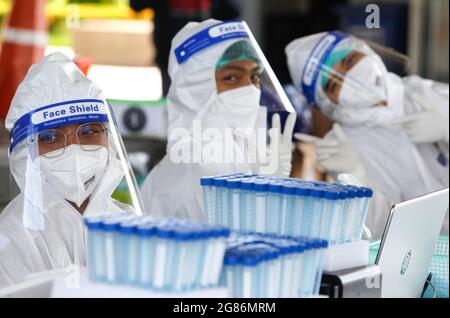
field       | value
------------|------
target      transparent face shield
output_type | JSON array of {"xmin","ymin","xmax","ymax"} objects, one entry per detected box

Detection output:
[
  {"xmin": 175, "ymin": 20, "xmax": 295, "ymax": 125},
  {"xmin": 301, "ymin": 31, "xmax": 410, "ymax": 110},
  {"xmin": 172, "ymin": 20, "xmax": 296, "ymax": 168},
  {"xmin": 8, "ymin": 99, "xmax": 144, "ymax": 226}
]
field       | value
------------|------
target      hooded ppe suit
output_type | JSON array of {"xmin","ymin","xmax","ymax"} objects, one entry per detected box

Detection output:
[
  {"xmin": 286, "ymin": 32, "xmax": 449, "ymax": 240},
  {"xmin": 141, "ymin": 19, "xmax": 296, "ymax": 221},
  {"xmin": 0, "ymin": 53, "xmax": 134, "ymax": 287}
]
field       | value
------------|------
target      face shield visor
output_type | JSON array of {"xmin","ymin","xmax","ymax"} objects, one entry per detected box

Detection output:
[
  {"xmin": 174, "ymin": 20, "xmax": 295, "ymax": 133},
  {"xmin": 8, "ymin": 98, "xmax": 144, "ymax": 227},
  {"xmin": 301, "ymin": 31, "xmax": 410, "ymax": 113}
]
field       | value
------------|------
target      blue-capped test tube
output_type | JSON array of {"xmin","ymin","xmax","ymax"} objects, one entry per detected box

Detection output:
[
  {"xmin": 173, "ymin": 228, "xmax": 193, "ymax": 292},
  {"xmin": 280, "ymin": 183, "xmax": 297, "ymax": 235},
  {"xmin": 355, "ymin": 187, "xmax": 373, "ymax": 240},
  {"xmin": 266, "ymin": 182, "xmax": 283, "ymax": 234},
  {"xmin": 136, "ymin": 223, "xmax": 156, "ymax": 288},
  {"xmin": 209, "ymin": 227, "xmax": 230, "ymax": 287},
  {"xmin": 223, "ymin": 253, "xmax": 240, "ymax": 297},
  {"xmin": 294, "ymin": 185, "xmax": 311, "ymax": 237},
  {"xmin": 254, "ymin": 181, "xmax": 269, "ymax": 233},
  {"xmin": 347, "ymin": 187, "xmax": 366, "ymax": 241},
  {"xmin": 313, "ymin": 239, "xmax": 329, "ymax": 295},
  {"xmin": 295, "ymin": 238, "xmax": 314, "ymax": 297},
  {"xmin": 319, "ymin": 188, "xmax": 339, "ymax": 242},
  {"xmin": 328, "ymin": 188, "xmax": 347, "ymax": 245},
  {"xmin": 226, "ymin": 179, "xmax": 242, "ymax": 230},
  {"xmin": 193, "ymin": 227, "xmax": 211, "ymax": 289},
  {"xmin": 188, "ymin": 231, "xmax": 204, "ymax": 290},
  {"xmin": 241, "ymin": 254, "xmax": 259, "ymax": 298},
  {"xmin": 275, "ymin": 243, "xmax": 291, "ymax": 298},
  {"xmin": 152, "ymin": 226, "xmax": 172, "ymax": 291},
  {"xmin": 292, "ymin": 242, "xmax": 306, "ymax": 298},
  {"xmin": 340, "ymin": 186, "xmax": 357, "ymax": 243},
  {"xmin": 240, "ymin": 179, "xmax": 255, "ymax": 232},
  {"xmin": 101, "ymin": 218, "xmax": 122, "ymax": 284},
  {"xmin": 309, "ymin": 187, "xmax": 325, "ymax": 239},
  {"xmin": 84, "ymin": 217, "xmax": 105, "ymax": 282},
  {"xmin": 267, "ymin": 249, "xmax": 281, "ymax": 298},
  {"xmin": 116, "ymin": 219, "xmax": 140, "ymax": 285},
  {"xmin": 200, "ymin": 177, "xmax": 216, "ymax": 224},
  {"xmin": 214, "ymin": 177, "xmax": 228, "ymax": 227}
]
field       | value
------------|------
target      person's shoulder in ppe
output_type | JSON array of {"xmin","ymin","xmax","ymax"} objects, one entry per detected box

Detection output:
[
  {"xmin": 403, "ymin": 75, "xmax": 449, "ymax": 96},
  {"xmin": 402, "ymin": 75, "xmax": 449, "ymax": 120},
  {"xmin": 141, "ymin": 156, "xmax": 201, "ymax": 220}
]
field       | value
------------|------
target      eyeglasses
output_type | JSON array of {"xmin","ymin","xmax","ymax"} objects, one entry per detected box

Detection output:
[{"xmin": 37, "ymin": 122, "xmax": 108, "ymax": 158}]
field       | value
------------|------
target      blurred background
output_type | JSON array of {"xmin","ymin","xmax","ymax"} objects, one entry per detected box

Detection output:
[{"xmin": 0, "ymin": 0, "xmax": 448, "ymax": 210}]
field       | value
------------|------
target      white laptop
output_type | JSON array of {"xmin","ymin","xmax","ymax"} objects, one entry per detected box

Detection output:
[{"xmin": 375, "ymin": 188, "xmax": 449, "ymax": 298}]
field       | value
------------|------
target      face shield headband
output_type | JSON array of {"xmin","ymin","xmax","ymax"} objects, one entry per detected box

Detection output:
[
  {"xmin": 9, "ymin": 99, "xmax": 110, "ymax": 155},
  {"xmin": 300, "ymin": 31, "xmax": 349, "ymax": 106},
  {"xmin": 174, "ymin": 20, "xmax": 250, "ymax": 65}
]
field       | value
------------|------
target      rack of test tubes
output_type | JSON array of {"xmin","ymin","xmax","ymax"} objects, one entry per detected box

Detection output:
[
  {"xmin": 221, "ymin": 232, "xmax": 328, "ymax": 298},
  {"xmin": 201, "ymin": 174, "xmax": 374, "ymax": 245},
  {"xmin": 84, "ymin": 214, "xmax": 230, "ymax": 293}
]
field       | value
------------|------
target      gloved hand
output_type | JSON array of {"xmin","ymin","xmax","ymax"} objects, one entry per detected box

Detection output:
[
  {"xmin": 295, "ymin": 123, "xmax": 367, "ymax": 184},
  {"xmin": 392, "ymin": 93, "xmax": 449, "ymax": 144},
  {"xmin": 260, "ymin": 113, "xmax": 296, "ymax": 178}
]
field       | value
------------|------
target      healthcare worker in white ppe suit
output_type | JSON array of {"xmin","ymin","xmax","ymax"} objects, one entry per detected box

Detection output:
[
  {"xmin": 286, "ymin": 31, "xmax": 449, "ymax": 240},
  {"xmin": 0, "ymin": 53, "xmax": 139, "ymax": 287},
  {"xmin": 141, "ymin": 19, "xmax": 296, "ymax": 221}
]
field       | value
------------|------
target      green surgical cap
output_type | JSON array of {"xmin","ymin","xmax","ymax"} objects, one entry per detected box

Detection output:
[
  {"xmin": 216, "ymin": 40, "xmax": 264, "ymax": 71},
  {"xmin": 320, "ymin": 47, "xmax": 352, "ymax": 89}
]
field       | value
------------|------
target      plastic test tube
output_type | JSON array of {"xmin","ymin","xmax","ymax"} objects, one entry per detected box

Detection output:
[
  {"xmin": 136, "ymin": 223, "xmax": 156, "ymax": 288},
  {"xmin": 116, "ymin": 220, "xmax": 139, "ymax": 285},
  {"xmin": 208, "ymin": 228, "xmax": 230, "ymax": 287},
  {"xmin": 319, "ymin": 189, "xmax": 339, "ymax": 242},
  {"xmin": 266, "ymin": 182, "xmax": 283, "ymax": 234},
  {"xmin": 101, "ymin": 218, "xmax": 121, "ymax": 284},
  {"xmin": 309, "ymin": 188, "xmax": 325, "ymax": 239},
  {"xmin": 200, "ymin": 177, "xmax": 216, "ymax": 224},
  {"xmin": 328, "ymin": 189, "xmax": 347, "ymax": 245},
  {"xmin": 242, "ymin": 255, "xmax": 259, "ymax": 298},
  {"xmin": 292, "ymin": 243, "xmax": 305, "ymax": 298},
  {"xmin": 84, "ymin": 217, "xmax": 105, "ymax": 282},
  {"xmin": 153, "ymin": 227, "xmax": 172, "ymax": 291},
  {"xmin": 349, "ymin": 188, "xmax": 366, "ymax": 241},
  {"xmin": 280, "ymin": 183, "xmax": 297, "ymax": 235},
  {"xmin": 356, "ymin": 188, "xmax": 374, "ymax": 240},
  {"xmin": 341, "ymin": 187, "xmax": 357, "ymax": 243},
  {"xmin": 214, "ymin": 177, "xmax": 228, "ymax": 227},
  {"xmin": 193, "ymin": 228, "xmax": 210, "ymax": 290},
  {"xmin": 296, "ymin": 239, "xmax": 314, "ymax": 297},
  {"xmin": 254, "ymin": 181, "xmax": 269, "ymax": 233},
  {"xmin": 226, "ymin": 179, "xmax": 242, "ymax": 230},
  {"xmin": 173, "ymin": 229, "xmax": 192, "ymax": 292},
  {"xmin": 313, "ymin": 240, "xmax": 329, "ymax": 295},
  {"xmin": 188, "ymin": 231, "xmax": 204, "ymax": 290},
  {"xmin": 294, "ymin": 185, "xmax": 311, "ymax": 237},
  {"xmin": 240, "ymin": 179, "xmax": 255, "ymax": 232},
  {"xmin": 223, "ymin": 254, "xmax": 240, "ymax": 297}
]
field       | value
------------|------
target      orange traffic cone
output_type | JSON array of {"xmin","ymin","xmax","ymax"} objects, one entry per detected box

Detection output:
[{"xmin": 0, "ymin": 0, "xmax": 47, "ymax": 119}]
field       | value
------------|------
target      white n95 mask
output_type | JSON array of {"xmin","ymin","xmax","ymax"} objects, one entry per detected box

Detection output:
[
  {"xmin": 212, "ymin": 85, "xmax": 262, "ymax": 135},
  {"xmin": 338, "ymin": 55, "xmax": 387, "ymax": 109},
  {"xmin": 40, "ymin": 144, "xmax": 109, "ymax": 207}
]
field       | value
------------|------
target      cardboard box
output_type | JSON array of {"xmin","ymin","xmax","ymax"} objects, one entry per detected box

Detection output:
[{"xmin": 72, "ymin": 19, "xmax": 155, "ymax": 67}]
